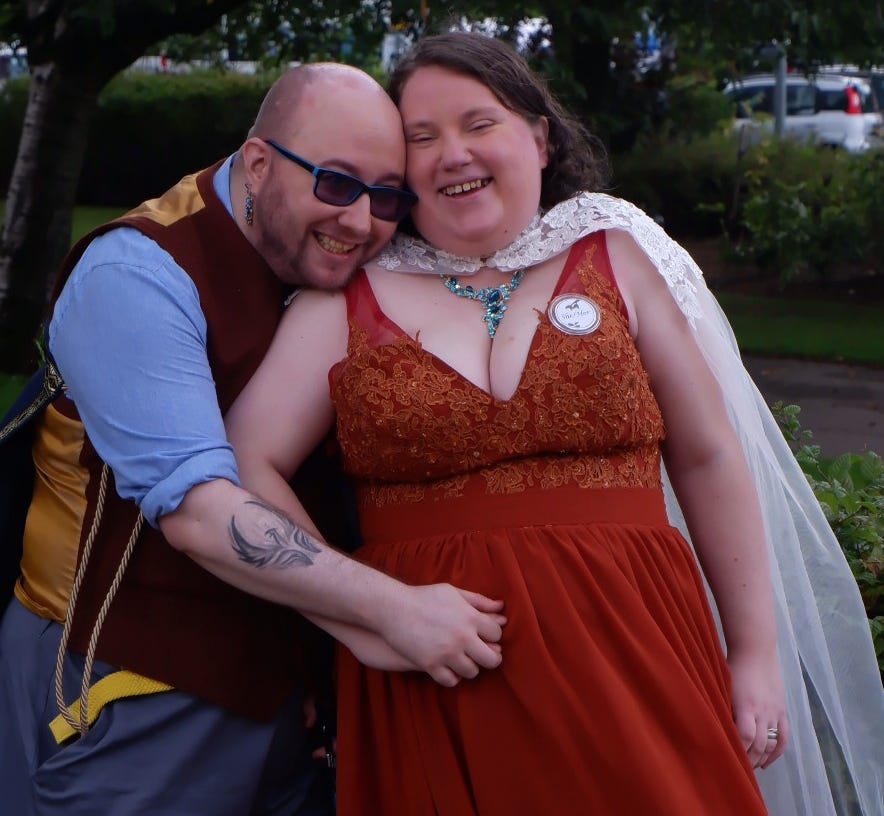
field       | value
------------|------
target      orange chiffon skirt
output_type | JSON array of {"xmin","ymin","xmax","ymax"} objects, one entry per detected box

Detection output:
[{"xmin": 336, "ymin": 483, "xmax": 767, "ymax": 815}]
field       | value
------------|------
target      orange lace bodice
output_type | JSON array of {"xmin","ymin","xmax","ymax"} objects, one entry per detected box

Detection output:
[{"xmin": 329, "ymin": 233, "xmax": 665, "ymax": 506}]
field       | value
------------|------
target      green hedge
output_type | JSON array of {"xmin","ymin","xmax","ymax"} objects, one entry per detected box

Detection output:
[
  {"xmin": 734, "ymin": 143, "xmax": 884, "ymax": 284},
  {"xmin": 0, "ymin": 70, "xmax": 276, "ymax": 206},
  {"xmin": 1, "ymin": 69, "xmax": 882, "ymax": 287},
  {"xmin": 611, "ymin": 131, "xmax": 739, "ymax": 237}
]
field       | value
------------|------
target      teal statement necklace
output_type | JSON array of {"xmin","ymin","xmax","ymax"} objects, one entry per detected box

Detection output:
[{"xmin": 441, "ymin": 267, "xmax": 526, "ymax": 338}]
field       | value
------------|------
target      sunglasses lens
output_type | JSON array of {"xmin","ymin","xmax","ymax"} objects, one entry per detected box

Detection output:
[
  {"xmin": 370, "ymin": 189, "xmax": 416, "ymax": 222},
  {"xmin": 315, "ymin": 171, "xmax": 363, "ymax": 207},
  {"xmin": 315, "ymin": 169, "xmax": 416, "ymax": 222}
]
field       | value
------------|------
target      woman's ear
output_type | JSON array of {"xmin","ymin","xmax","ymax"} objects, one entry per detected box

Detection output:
[{"xmin": 533, "ymin": 116, "xmax": 550, "ymax": 169}]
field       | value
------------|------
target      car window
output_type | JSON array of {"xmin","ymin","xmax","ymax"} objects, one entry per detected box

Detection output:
[
  {"xmin": 787, "ymin": 85, "xmax": 816, "ymax": 115},
  {"xmin": 857, "ymin": 85, "xmax": 877, "ymax": 113},
  {"xmin": 869, "ymin": 75, "xmax": 884, "ymax": 109},
  {"xmin": 816, "ymin": 88, "xmax": 847, "ymax": 111},
  {"xmin": 817, "ymin": 84, "xmax": 876, "ymax": 113},
  {"xmin": 729, "ymin": 85, "xmax": 772, "ymax": 116}
]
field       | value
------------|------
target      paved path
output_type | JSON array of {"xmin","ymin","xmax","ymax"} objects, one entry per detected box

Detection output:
[{"xmin": 743, "ymin": 356, "xmax": 884, "ymax": 458}]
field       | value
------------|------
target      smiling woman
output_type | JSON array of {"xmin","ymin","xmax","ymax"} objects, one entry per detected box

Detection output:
[{"xmin": 222, "ymin": 32, "xmax": 883, "ymax": 816}]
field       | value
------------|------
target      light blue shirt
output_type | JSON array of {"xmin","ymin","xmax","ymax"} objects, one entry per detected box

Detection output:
[{"xmin": 48, "ymin": 158, "xmax": 246, "ymax": 527}]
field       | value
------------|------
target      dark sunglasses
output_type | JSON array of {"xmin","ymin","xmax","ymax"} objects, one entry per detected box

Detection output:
[{"xmin": 263, "ymin": 139, "xmax": 417, "ymax": 223}]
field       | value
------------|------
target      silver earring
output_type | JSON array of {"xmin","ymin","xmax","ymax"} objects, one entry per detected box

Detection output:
[{"xmin": 244, "ymin": 183, "xmax": 254, "ymax": 226}]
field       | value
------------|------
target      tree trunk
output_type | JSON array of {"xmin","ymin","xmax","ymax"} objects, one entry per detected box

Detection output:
[
  {"xmin": 0, "ymin": 0, "xmax": 249, "ymax": 375},
  {"xmin": 0, "ymin": 64, "xmax": 102, "ymax": 373}
]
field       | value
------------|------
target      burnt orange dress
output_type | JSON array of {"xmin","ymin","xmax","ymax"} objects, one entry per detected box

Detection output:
[{"xmin": 330, "ymin": 233, "xmax": 767, "ymax": 815}]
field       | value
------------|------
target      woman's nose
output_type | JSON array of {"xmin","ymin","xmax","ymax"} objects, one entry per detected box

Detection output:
[{"xmin": 438, "ymin": 134, "xmax": 472, "ymax": 170}]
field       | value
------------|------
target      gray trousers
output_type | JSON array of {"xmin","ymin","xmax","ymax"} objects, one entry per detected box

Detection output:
[{"xmin": 0, "ymin": 598, "xmax": 334, "ymax": 816}]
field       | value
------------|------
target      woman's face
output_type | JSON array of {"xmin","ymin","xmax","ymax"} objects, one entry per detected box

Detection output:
[{"xmin": 398, "ymin": 65, "xmax": 549, "ymax": 258}]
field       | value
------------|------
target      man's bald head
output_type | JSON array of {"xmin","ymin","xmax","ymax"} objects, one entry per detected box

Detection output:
[
  {"xmin": 233, "ymin": 62, "xmax": 408, "ymax": 289},
  {"xmin": 250, "ymin": 63, "xmax": 397, "ymax": 142}
]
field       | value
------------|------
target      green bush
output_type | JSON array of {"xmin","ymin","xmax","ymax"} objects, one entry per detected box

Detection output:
[
  {"xmin": 612, "ymin": 130, "xmax": 738, "ymax": 236},
  {"xmin": 0, "ymin": 70, "xmax": 277, "ymax": 205},
  {"xmin": 657, "ymin": 75, "xmax": 735, "ymax": 142},
  {"xmin": 609, "ymin": 74, "xmax": 738, "ymax": 237},
  {"xmin": 775, "ymin": 403, "xmax": 884, "ymax": 675},
  {"xmin": 612, "ymin": 124, "xmax": 884, "ymax": 286},
  {"xmin": 733, "ymin": 142, "xmax": 884, "ymax": 285}
]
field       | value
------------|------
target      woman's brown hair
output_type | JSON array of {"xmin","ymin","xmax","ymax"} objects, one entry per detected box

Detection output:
[{"xmin": 389, "ymin": 31, "xmax": 609, "ymax": 210}]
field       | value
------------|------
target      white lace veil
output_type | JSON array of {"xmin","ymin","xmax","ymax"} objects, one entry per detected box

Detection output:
[{"xmin": 375, "ymin": 192, "xmax": 884, "ymax": 816}]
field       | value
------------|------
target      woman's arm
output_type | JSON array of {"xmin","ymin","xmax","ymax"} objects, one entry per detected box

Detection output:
[
  {"xmin": 216, "ymin": 288, "xmax": 505, "ymax": 682},
  {"xmin": 607, "ymin": 229, "xmax": 787, "ymax": 769}
]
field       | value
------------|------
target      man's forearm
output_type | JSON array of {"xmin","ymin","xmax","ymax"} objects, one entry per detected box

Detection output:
[
  {"xmin": 160, "ymin": 478, "xmax": 400, "ymax": 627},
  {"xmin": 159, "ymin": 477, "xmax": 506, "ymax": 685}
]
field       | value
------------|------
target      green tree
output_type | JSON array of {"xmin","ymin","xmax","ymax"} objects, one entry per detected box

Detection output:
[
  {"xmin": 161, "ymin": 0, "xmax": 396, "ymax": 68},
  {"xmin": 0, "ymin": 0, "xmax": 247, "ymax": 373},
  {"xmin": 2, "ymin": 0, "xmax": 883, "ymax": 373}
]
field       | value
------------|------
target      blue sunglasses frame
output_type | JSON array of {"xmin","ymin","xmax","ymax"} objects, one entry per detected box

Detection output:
[{"xmin": 263, "ymin": 139, "xmax": 417, "ymax": 222}]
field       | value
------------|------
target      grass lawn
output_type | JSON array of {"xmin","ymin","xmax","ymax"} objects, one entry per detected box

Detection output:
[
  {"xmin": 72, "ymin": 206, "xmax": 126, "ymax": 242},
  {"xmin": 0, "ymin": 206, "xmax": 123, "ymax": 414},
  {"xmin": 715, "ymin": 292, "xmax": 884, "ymax": 365},
  {"xmin": 0, "ymin": 203, "xmax": 126, "ymax": 246}
]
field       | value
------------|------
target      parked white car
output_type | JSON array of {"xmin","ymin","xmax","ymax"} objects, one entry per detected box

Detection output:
[{"xmin": 723, "ymin": 73, "xmax": 883, "ymax": 152}]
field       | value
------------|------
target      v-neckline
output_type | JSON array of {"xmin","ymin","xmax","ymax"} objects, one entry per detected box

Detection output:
[{"xmin": 359, "ymin": 241, "xmax": 582, "ymax": 405}]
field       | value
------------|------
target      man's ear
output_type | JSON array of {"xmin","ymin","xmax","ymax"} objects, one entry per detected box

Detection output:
[{"xmin": 240, "ymin": 137, "xmax": 271, "ymax": 188}]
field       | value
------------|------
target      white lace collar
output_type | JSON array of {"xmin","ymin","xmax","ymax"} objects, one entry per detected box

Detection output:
[{"xmin": 372, "ymin": 191, "xmax": 706, "ymax": 325}]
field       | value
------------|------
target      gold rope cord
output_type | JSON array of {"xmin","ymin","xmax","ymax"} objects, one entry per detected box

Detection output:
[{"xmin": 53, "ymin": 463, "xmax": 144, "ymax": 736}]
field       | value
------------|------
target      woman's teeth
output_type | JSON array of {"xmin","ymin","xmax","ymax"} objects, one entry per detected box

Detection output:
[{"xmin": 442, "ymin": 179, "xmax": 489, "ymax": 196}]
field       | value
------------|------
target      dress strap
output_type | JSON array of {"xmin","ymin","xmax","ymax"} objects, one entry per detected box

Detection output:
[
  {"xmin": 552, "ymin": 231, "xmax": 628, "ymax": 321},
  {"xmin": 342, "ymin": 269, "xmax": 403, "ymax": 349}
]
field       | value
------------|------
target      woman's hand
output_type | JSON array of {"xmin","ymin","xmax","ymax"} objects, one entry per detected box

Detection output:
[{"xmin": 728, "ymin": 648, "xmax": 788, "ymax": 769}]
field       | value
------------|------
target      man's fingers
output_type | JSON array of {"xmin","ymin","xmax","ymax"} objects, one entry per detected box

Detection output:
[
  {"xmin": 466, "ymin": 637, "xmax": 503, "ymax": 670},
  {"xmin": 429, "ymin": 666, "xmax": 461, "ymax": 687},
  {"xmin": 457, "ymin": 588, "xmax": 505, "ymax": 614},
  {"xmin": 475, "ymin": 615, "xmax": 503, "ymax": 645},
  {"xmin": 449, "ymin": 653, "xmax": 481, "ymax": 679}
]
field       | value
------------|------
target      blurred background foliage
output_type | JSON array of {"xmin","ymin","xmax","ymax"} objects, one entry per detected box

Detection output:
[{"xmin": 0, "ymin": 0, "xmax": 883, "ymax": 371}]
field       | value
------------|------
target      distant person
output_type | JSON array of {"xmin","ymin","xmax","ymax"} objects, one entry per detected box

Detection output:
[{"xmin": 0, "ymin": 62, "xmax": 505, "ymax": 815}]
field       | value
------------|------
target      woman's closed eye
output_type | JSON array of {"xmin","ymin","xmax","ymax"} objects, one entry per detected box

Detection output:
[
  {"xmin": 467, "ymin": 119, "xmax": 496, "ymax": 133},
  {"xmin": 406, "ymin": 131, "xmax": 436, "ymax": 145}
]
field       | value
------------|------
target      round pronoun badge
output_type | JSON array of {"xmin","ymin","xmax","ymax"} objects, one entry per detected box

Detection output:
[{"xmin": 547, "ymin": 294, "xmax": 601, "ymax": 335}]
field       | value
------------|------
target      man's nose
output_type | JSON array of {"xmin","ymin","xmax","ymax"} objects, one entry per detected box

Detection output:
[{"xmin": 336, "ymin": 190, "xmax": 373, "ymax": 237}]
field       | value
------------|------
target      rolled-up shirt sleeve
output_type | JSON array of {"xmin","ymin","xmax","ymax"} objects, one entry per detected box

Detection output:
[{"xmin": 48, "ymin": 227, "xmax": 240, "ymax": 527}]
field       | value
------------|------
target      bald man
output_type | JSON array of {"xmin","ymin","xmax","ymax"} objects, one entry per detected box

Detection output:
[{"xmin": 0, "ymin": 64, "xmax": 505, "ymax": 815}]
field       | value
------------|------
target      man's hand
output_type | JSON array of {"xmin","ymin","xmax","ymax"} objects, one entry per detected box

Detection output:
[{"xmin": 376, "ymin": 584, "xmax": 506, "ymax": 687}]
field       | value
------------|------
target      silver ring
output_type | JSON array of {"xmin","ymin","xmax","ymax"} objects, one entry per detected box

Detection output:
[{"xmin": 766, "ymin": 727, "xmax": 779, "ymax": 740}]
